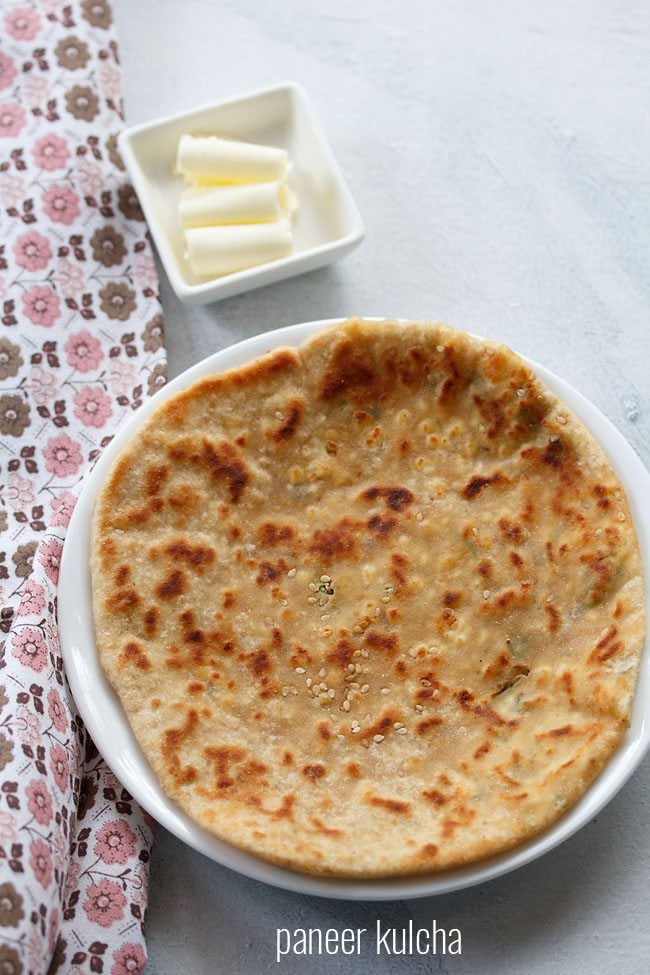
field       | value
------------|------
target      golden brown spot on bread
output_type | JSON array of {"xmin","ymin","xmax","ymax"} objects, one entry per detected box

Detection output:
[
  {"xmin": 391, "ymin": 552, "xmax": 409, "ymax": 588},
  {"xmin": 163, "ymin": 709, "xmax": 200, "ymax": 786},
  {"xmin": 498, "ymin": 517, "xmax": 524, "ymax": 543},
  {"xmin": 202, "ymin": 439, "xmax": 250, "ymax": 503},
  {"xmin": 327, "ymin": 638, "xmax": 354, "ymax": 669},
  {"xmin": 588, "ymin": 625, "xmax": 623, "ymax": 664},
  {"xmin": 107, "ymin": 587, "xmax": 140, "ymax": 611},
  {"xmin": 346, "ymin": 762, "xmax": 361, "ymax": 779},
  {"xmin": 311, "ymin": 816, "xmax": 343, "ymax": 837},
  {"xmin": 187, "ymin": 681, "xmax": 204, "ymax": 693},
  {"xmin": 281, "ymin": 750, "xmax": 294, "ymax": 766},
  {"xmin": 143, "ymin": 606, "xmax": 158, "ymax": 637},
  {"xmin": 420, "ymin": 843, "xmax": 439, "ymax": 858},
  {"xmin": 367, "ymin": 514, "xmax": 397, "ymax": 538},
  {"xmin": 318, "ymin": 721, "xmax": 333, "ymax": 741},
  {"xmin": 367, "ymin": 795, "xmax": 412, "ymax": 815},
  {"xmin": 146, "ymin": 464, "xmax": 169, "ymax": 496},
  {"xmin": 510, "ymin": 551, "xmax": 524, "ymax": 567},
  {"xmin": 474, "ymin": 741, "xmax": 491, "ymax": 759},
  {"xmin": 364, "ymin": 630, "xmax": 399, "ymax": 656},
  {"xmin": 165, "ymin": 539, "xmax": 215, "ymax": 571},
  {"xmin": 478, "ymin": 558, "xmax": 493, "ymax": 578},
  {"xmin": 258, "ymin": 523, "xmax": 295, "ymax": 547},
  {"xmin": 307, "ymin": 518, "xmax": 359, "ymax": 564},
  {"xmin": 536, "ymin": 724, "xmax": 574, "ymax": 738},
  {"xmin": 151, "ymin": 698, "xmax": 160, "ymax": 709},
  {"xmin": 318, "ymin": 337, "xmax": 379, "ymax": 403},
  {"xmin": 360, "ymin": 486, "xmax": 414, "ymax": 512},
  {"xmin": 156, "ymin": 570, "xmax": 186, "ymax": 599},
  {"xmin": 167, "ymin": 484, "xmax": 200, "ymax": 516},
  {"xmin": 422, "ymin": 788, "xmax": 448, "ymax": 806},
  {"xmin": 463, "ymin": 471, "xmax": 507, "ymax": 500},
  {"xmin": 416, "ymin": 717, "xmax": 443, "ymax": 735},
  {"xmin": 303, "ymin": 763, "xmax": 326, "ymax": 781},
  {"xmin": 114, "ymin": 565, "xmax": 130, "ymax": 585},
  {"xmin": 222, "ymin": 590, "xmax": 236, "ymax": 609},
  {"xmin": 473, "ymin": 393, "xmax": 506, "ymax": 438},
  {"xmin": 120, "ymin": 640, "xmax": 151, "ymax": 671},
  {"xmin": 269, "ymin": 399, "xmax": 304, "ymax": 442},
  {"xmin": 443, "ymin": 590, "xmax": 462, "ymax": 608},
  {"xmin": 545, "ymin": 604, "xmax": 562, "ymax": 632},
  {"xmin": 256, "ymin": 559, "xmax": 287, "ymax": 585}
]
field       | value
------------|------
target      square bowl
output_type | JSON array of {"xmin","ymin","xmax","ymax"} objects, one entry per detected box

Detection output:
[{"xmin": 118, "ymin": 83, "xmax": 365, "ymax": 304}]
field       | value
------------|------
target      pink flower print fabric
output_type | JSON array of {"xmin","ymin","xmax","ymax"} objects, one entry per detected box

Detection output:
[{"xmin": 0, "ymin": 1, "xmax": 167, "ymax": 971}]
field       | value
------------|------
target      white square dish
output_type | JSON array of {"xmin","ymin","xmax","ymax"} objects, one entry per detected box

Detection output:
[{"xmin": 118, "ymin": 83, "xmax": 365, "ymax": 304}]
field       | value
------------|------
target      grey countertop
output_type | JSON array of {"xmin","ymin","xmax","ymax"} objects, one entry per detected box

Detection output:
[{"xmin": 112, "ymin": 1, "xmax": 650, "ymax": 972}]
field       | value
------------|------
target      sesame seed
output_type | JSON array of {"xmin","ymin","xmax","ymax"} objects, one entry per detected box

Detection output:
[
  {"xmin": 320, "ymin": 614, "xmax": 330, "ymax": 620},
  {"xmin": 282, "ymin": 686, "xmax": 289, "ymax": 696},
  {"xmin": 290, "ymin": 687, "xmax": 298, "ymax": 695},
  {"xmin": 381, "ymin": 595, "xmax": 391, "ymax": 603},
  {"xmin": 309, "ymin": 582, "xmax": 317, "ymax": 591},
  {"xmin": 361, "ymin": 649, "xmax": 369, "ymax": 658},
  {"xmin": 327, "ymin": 689, "xmax": 336, "ymax": 698},
  {"xmin": 415, "ymin": 704, "xmax": 424, "ymax": 712},
  {"xmin": 351, "ymin": 727, "xmax": 360, "ymax": 734},
  {"xmin": 342, "ymin": 700, "xmax": 351, "ymax": 711},
  {"xmin": 394, "ymin": 722, "xmax": 403, "ymax": 729},
  {"xmin": 483, "ymin": 590, "xmax": 490, "ymax": 599},
  {"xmin": 337, "ymin": 734, "xmax": 346, "ymax": 740},
  {"xmin": 295, "ymin": 667, "xmax": 306, "ymax": 674},
  {"xmin": 373, "ymin": 734, "xmax": 385, "ymax": 743},
  {"xmin": 348, "ymin": 664, "xmax": 355, "ymax": 673},
  {"xmin": 287, "ymin": 568, "xmax": 297, "ymax": 578},
  {"xmin": 618, "ymin": 512, "xmax": 626, "ymax": 522},
  {"xmin": 275, "ymin": 411, "xmax": 283, "ymax": 420},
  {"xmin": 472, "ymin": 527, "xmax": 478, "ymax": 537},
  {"xmin": 374, "ymin": 607, "xmax": 381, "ymax": 617},
  {"xmin": 320, "ymin": 575, "xmax": 331, "ymax": 583},
  {"xmin": 353, "ymin": 649, "xmax": 362, "ymax": 658},
  {"xmin": 319, "ymin": 682, "xmax": 328, "ymax": 691},
  {"xmin": 381, "ymin": 688, "xmax": 390, "ymax": 695},
  {"xmin": 416, "ymin": 512, "xmax": 424, "ymax": 522},
  {"xmin": 397, "ymin": 727, "xmax": 408, "ymax": 735},
  {"xmin": 353, "ymin": 625, "xmax": 363, "ymax": 634},
  {"xmin": 361, "ymin": 739, "xmax": 370, "ymax": 748},
  {"xmin": 307, "ymin": 596, "xmax": 317, "ymax": 604},
  {"xmin": 355, "ymin": 663, "xmax": 363, "ymax": 673},
  {"xmin": 318, "ymin": 668, "xmax": 326, "ymax": 678},
  {"xmin": 306, "ymin": 678, "xmax": 312, "ymax": 687},
  {"xmin": 321, "ymin": 627, "xmax": 332, "ymax": 637},
  {"xmin": 350, "ymin": 682, "xmax": 360, "ymax": 690}
]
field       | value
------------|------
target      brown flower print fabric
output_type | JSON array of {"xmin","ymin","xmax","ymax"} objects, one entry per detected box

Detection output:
[{"xmin": 0, "ymin": 1, "xmax": 167, "ymax": 972}]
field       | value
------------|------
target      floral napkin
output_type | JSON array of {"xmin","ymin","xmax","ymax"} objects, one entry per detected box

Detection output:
[{"xmin": 0, "ymin": 2, "xmax": 166, "ymax": 972}]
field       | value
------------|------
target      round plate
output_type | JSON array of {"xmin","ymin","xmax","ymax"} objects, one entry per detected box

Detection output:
[{"xmin": 59, "ymin": 319, "xmax": 650, "ymax": 900}]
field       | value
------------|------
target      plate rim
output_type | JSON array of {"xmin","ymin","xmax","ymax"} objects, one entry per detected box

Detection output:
[{"xmin": 59, "ymin": 317, "xmax": 650, "ymax": 901}]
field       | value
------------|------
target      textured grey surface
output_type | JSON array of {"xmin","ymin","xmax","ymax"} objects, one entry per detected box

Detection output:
[{"xmin": 112, "ymin": 1, "xmax": 650, "ymax": 972}]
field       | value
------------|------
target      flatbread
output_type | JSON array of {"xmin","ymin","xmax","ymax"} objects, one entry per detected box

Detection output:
[{"xmin": 90, "ymin": 318, "xmax": 645, "ymax": 877}]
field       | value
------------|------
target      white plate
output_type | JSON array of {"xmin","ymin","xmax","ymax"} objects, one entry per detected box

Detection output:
[
  {"xmin": 118, "ymin": 84, "xmax": 365, "ymax": 305},
  {"xmin": 59, "ymin": 319, "xmax": 650, "ymax": 901}
]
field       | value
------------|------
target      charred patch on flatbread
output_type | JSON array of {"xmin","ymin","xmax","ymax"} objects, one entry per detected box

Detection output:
[
  {"xmin": 257, "ymin": 523, "xmax": 296, "ymax": 547},
  {"xmin": 268, "ymin": 398, "xmax": 304, "ymax": 442},
  {"xmin": 367, "ymin": 514, "xmax": 397, "ymax": 538},
  {"xmin": 143, "ymin": 606, "xmax": 158, "ymax": 637},
  {"xmin": 307, "ymin": 518, "xmax": 360, "ymax": 564},
  {"xmin": 119, "ymin": 640, "xmax": 151, "ymax": 671},
  {"xmin": 145, "ymin": 464, "xmax": 169, "ymax": 496},
  {"xmin": 303, "ymin": 763, "xmax": 326, "ymax": 781},
  {"xmin": 588, "ymin": 625, "xmax": 623, "ymax": 665},
  {"xmin": 498, "ymin": 518, "xmax": 524, "ymax": 544},
  {"xmin": 311, "ymin": 816, "xmax": 343, "ymax": 837},
  {"xmin": 255, "ymin": 559, "xmax": 287, "ymax": 585},
  {"xmin": 202, "ymin": 439, "xmax": 250, "ymax": 503},
  {"xmin": 162, "ymin": 709, "xmax": 200, "ymax": 786},
  {"xmin": 106, "ymin": 587, "xmax": 140, "ymax": 612},
  {"xmin": 164, "ymin": 539, "xmax": 216, "ymax": 572},
  {"xmin": 360, "ymin": 486, "xmax": 414, "ymax": 512},
  {"xmin": 545, "ymin": 604, "xmax": 562, "ymax": 632},
  {"xmin": 156, "ymin": 569, "xmax": 187, "ymax": 599},
  {"xmin": 364, "ymin": 630, "xmax": 399, "ymax": 656},
  {"xmin": 462, "ymin": 471, "xmax": 508, "ymax": 500},
  {"xmin": 327, "ymin": 638, "xmax": 355, "ymax": 669},
  {"xmin": 366, "ymin": 795, "xmax": 412, "ymax": 816},
  {"xmin": 318, "ymin": 338, "xmax": 381, "ymax": 403}
]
